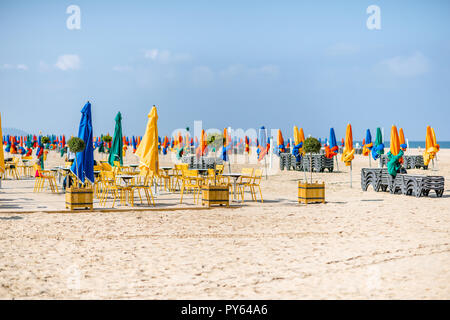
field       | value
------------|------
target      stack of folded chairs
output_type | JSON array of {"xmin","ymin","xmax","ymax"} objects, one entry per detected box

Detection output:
[
  {"xmin": 380, "ymin": 155, "xmax": 428, "ymax": 170},
  {"xmin": 361, "ymin": 167, "xmax": 444, "ymax": 197},
  {"xmin": 301, "ymin": 154, "xmax": 334, "ymax": 172},
  {"xmin": 404, "ymin": 155, "xmax": 427, "ymax": 169},
  {"xmin": 279, "ymin": 153, "xmax": 297, "ymax": 171}
]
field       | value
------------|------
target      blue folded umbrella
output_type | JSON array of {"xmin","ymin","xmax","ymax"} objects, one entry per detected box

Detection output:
[{"xmin": 71, "ymin": 101, "xmax": 94, "ymax": 184}]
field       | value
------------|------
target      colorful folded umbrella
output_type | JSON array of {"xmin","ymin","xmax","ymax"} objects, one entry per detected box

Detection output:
[
  {"xmin": 70, "ymin": 101, "xmax": 95, "ymax": 183},
  {"xmin": 399, "ymin": 128, "xmax": 407, "ymax": 151},
  {"xmin": 386, "ymin": 125, "xmax": 404, "ymax": 177},
  {"xmin": 362, "ymin": 129, "xmax": 373, "ymax": 156},
  {"xmin": 135, "ymin": 106, "xmax": 159, "ymax": 176},
  {"xmin": 371, "ymin": 127, "xmax": 384, "ymax": 160},
  {"xmin": 341, "ymin": 124, "xmax": 354, "ymax": 166},
  {"xmin": 108, "ymin": 112, "xmax": 124, "ymax": 167},
  {"xmin": 277, "ymin": 129, "xmax": 285, "ymax": 154},
  {"xmin": 423, "ymin": 125, "xmax": 438, "ymax": 166}
]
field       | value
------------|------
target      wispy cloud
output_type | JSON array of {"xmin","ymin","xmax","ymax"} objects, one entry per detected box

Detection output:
[
  {"xmin": 219, "ymin": 64, "xmax": 280, "ymax": 78},
  {"xmin": 144, "ymin": 49, "xmax": 190, "ymax": 64},
  {"xmin": 38, "ymin": 61, "xmax": 50, "ymax": 72},
  {"xmin": 326, "ymin": 43, "xmax": 360, "ymax": 56},
  {"xmin": 17, "ymin": 64, "xmax": 28, "ymax": 71},
  {"xmin": 192, "ymin": 66, "xmax": 214, "ymax": 86},
  {"xmin": 1, "ymin": 63, "xmax": 28, "ymax": 71},
  {"xmin": 112, "ymin": 65, "xmax": 132, "ymax": 72},
  {"xmin": 55, "ymin": 54, "xmax": 81, "ymax": 71},
  {"xmin": 378, "ymin": 52, "xmax": 430, "ymax": 77}
]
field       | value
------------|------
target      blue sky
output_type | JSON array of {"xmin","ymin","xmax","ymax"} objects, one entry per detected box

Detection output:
[{"xmin": 1, "ymin": 0, "xmax": 449, "ymax": 140}]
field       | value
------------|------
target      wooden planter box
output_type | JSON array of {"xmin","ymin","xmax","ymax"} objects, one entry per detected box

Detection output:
[
  {"xmin": 298, "ymin": 181, "xmax": 325, "ymax": 204},
  {"xmin": 202, "ymin": 184, "xmax": 230, "ymax": 207},
  {"xmin": 65, "ymin": 187, "xmax": 94, "ymax": 210}
]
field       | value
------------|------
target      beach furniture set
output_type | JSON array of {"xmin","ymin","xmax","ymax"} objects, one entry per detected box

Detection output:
[
  {"xmin": 361, "ymin": 168, "xmax": 444, "ymax": 197},
  {"xmin": 1, "ymin": 156, "xmax": 35, "ymax": 179},
  {"xmin": 180, "ymin": 166, "xmax": 263, "ymax": 205},
  {"xmin": 55, "ymin": 160, "xmax": 263, "ymax": 208}
]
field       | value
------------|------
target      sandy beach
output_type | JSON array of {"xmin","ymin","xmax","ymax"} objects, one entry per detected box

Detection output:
[{"xmin": 0, "ymin": 148, "xmax": 449, "ymax": 299}]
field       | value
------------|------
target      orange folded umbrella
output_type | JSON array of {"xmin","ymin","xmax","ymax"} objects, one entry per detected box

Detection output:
[
  {"xmin": 425, "ymin": 126, "xmax": 435, "ymax": 153},
  {"xmin": 341, "ymin": 124, "xmax": 355, "ymax": 166},
  {"xmin": 293, "ymin": 126, "xmax": 299, "ymax": 145},
  {"xmin": 299, "ymin": 127, "xmax": 305, "ymax": 144},
  {"xmin": 277, "ymin": 129, "xmax": 284, "ymax": 147},
  {"xmin": 423, "ymin": 125, "xmax": 437, "ymax": 166},
  {"xmin": 223, "ymin": 128, "xmax": 228, "ymax": 147},
  {"xmin": 431, "ymin": 127, "xmax": 440, "ymax": 152},
  {"xmin": 390, "ymin": 125, "xmax": 400, "ymax": 156},
  {"xmin": 399, "ymin": 128, "xmax": 406, "ymax": 150}
]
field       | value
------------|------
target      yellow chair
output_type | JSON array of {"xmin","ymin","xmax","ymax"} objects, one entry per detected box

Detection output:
[
  {"xmin": 64, "ymin": 161, "xmax": 73, "ymax": 168},
  {"xmin": 248, "ymin": 169, "xmax": 263, "ymax": 202},
  {"xmin": 180, "ymin": 169, "xmax": 203, "ymax": 204},
  {"xmin": 215, "ymin": 164, "xmax": 229, "ymax": 184},
  {"xmin": 129, "ymin": 173, "xmax": 155, "ymax": 206},
  {"xmin": 158, "ymin": 169, "xmax": 172, "ymax": 191},
  {"xmin": 33, "ymin": 164, "xmax": 59, "ymax": 193},
  {"xmin": 99, "ymin": 171, "xmax": 130, "ymax": 207},
  {"xmin": 100, "ymin": 161, "xmax": 113, "ymax": 171},
  {"xmin": 173, "ymin": 163, "xmax": 189, "ymax": 191},
  {"xmin": 236, "ymin": 168, "xmax": 254, "ymax": 201},
  {"xmin": 216, "ymin": 164, "xmax": 224, "ymax": 174},
  {"xmin": 18, "ymin": 157, "xmax": 33, "ymax": 177},
  {"xmin": 205, "ymin": 169, "xmax": 219, "ymax": 186},
  {"xmin": 5, "ymin": 157, "xmax": 20, "ymax": 179}
]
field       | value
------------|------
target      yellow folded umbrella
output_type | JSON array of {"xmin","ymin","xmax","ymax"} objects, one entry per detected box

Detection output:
[
  {"xmin": 223, "ymin": 128, "xmax": 228, "ymax": 147},
  {"xmin": 135, "ymin": 106, "xmax": 159, "ymax": 176},
  {"xmin": 341, "ymin": 124, "xmax": 355, "ymax": 166},
  {"xmin": 423, "ymin": 125, "xmax": 437, "ymax": 166},
  {"xmin": 200, "ymin": 129, "xmax": 207, "ymax": 156},
  {"xmin": 298, "ymin": 127, "xmax": 305, "ymax": 143},
  {"xmin": 399, "ymin": 128, "xmax": 406, "ymax": 150},
  {"xmin": 390, "ymin": 125, "xmax": 400, "ymax": 156},
  {"xmin": 0, "ymin": 113, "xmax": 4, "ymax": 174},
  {"xmin": 431, "ymin": 127, "xmax": 440, "ymax": 152},
  {"xmin": 277, "ymin": 129, "xmax": 284, "ymax": 147},
  {"xmin": 293, "ymin": 126, "xmax": 299, "ymax": 145}
]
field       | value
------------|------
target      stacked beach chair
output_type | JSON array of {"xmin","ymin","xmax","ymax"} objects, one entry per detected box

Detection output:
[
  {"xmin": 361, "ymin": 168, "xmax": 444, "ymax": 197},
  {"xmin": 279, "ymin": 153, "xmax": 297, "ymax": 171},
  {"xmin": 404, "ymin": 155, "xmax": 427, "ymax": 169},
  {"xmin": 301, "ymin": 154, "xmax": 334, "ymax": 172},
  {"xmin": 182, "ymin": 156, "xmax": 223, "ymax": 169},
  {"xmin": 380, "ymin": 155, "xmax": 427, "ymax": 170},
  {"xmin": 279, "ymin": 153, "xmax": 333, "ymax": 172}
]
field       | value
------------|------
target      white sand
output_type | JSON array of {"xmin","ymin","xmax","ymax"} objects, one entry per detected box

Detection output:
[{"xmin": 0, "ymin": 148, "xmax": 449, "ymax": 299}]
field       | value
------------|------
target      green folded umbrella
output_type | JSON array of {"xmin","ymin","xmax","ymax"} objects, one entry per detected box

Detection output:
[{"xmin": 108, "ymin": 112, "xmax": 123, "ymax": 166}]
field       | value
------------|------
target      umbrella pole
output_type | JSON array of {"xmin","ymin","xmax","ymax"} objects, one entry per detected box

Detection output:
[
  {"xmin": 369, "ymin": 155, "xmax": 371, "ymax": 168},
  {"xmin": 264, "ymin": 157, "xmax": 268, "ymax": 180},
  {"xmin": 350, "ymin": 163, "xmax": 352, "ymax": 188},
  {"xmin": 432, "ymin": 158, "xmax": 437, "ymax": 171},
  {"xmin": 334, "ymin": 155, "xmax": 339, "ymax": 172},
  {"xmin": 303, "ymin": 156, "xmax": 307, "ymax": 183}
]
